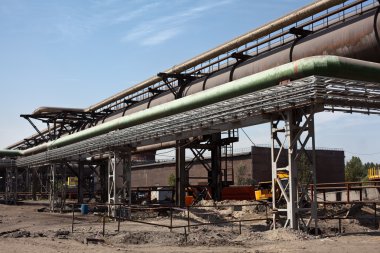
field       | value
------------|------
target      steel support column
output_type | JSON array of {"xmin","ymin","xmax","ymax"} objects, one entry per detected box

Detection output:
[
  {"xmin": 108, "ymin": 154, "xmax": 117, "ymax": 216},
  {"xmin": 123, "ymin": 149, "xmax": 132, "ymax": 218},
  {"xmin": 49, "ymin": 164, "xmax": 57, "ymax": 211},
  {"xmin": 31, "ymin": 167, "xmax": 38, "ymax": 200},
  {"xmin": 271, "ymin": 108, "xmax": 318, "ymax": 231},
  {"xmin": 78, "ymin": 162, "xmax": 84, "ymax": 203},
  {"xmin": 108, "ymin": 149, "xmax": 131, "ymax": 217},
  {"xmin": 100, "ymin": 161, "xmax": 108, "ymax": 203},
  {"xmin": 175, "ymin": 140, "xmax": 186, "ymax": 207},
  {"xmin": 210, "ymin": 133, "xmax": 222, "ymax": 201},
  {"xmin": 5, "ymin": 166, "xmax": 17, "ymax": 204}
]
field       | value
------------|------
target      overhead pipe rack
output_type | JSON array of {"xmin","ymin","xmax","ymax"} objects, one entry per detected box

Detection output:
[
  {"xmin": 8, "ymin": 0, "xmax": 378, "ymax": 150},
  {"xmin": 13, "ymin": 56, "xmax": 380, "ymax": 166}
]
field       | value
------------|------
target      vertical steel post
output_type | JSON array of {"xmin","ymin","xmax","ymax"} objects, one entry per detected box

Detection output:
[
  {"xmin": 125, "ymin": 150, "xmax": 132, "ymax": 219},
  {"xmin": 176, "ymin": 140, "xmax": 186, "ymax": 207},
  {"xmin": 170, "ymin": 207, "xmax": 173, "ymax": 232},
  {"xmin": 32, "ymin": 167, "xmax": 38, "ymax": 201},
  {"xmin": 108, "ymin": 153, "xmax": 116, "ymax": 217},
  {"xmin": 78, "ymin": 161, "xmax": 84, "ymax": 204},
  {"xmin": 187, "ymin": 206, "xmax": 190, "ymax": 232},
  {"xmin": 270, "ymin": 119, "xmax": 280, "ymax": 229},
  {"xmin": 374, "ymin": 202, "xmax": 377, "ymax": 228},
  {"xmin": 117, "ymin": 205, "xmax": 121, "ymax": 232},
  {"xmin": 210, "ymin": 133, "xmax": 222, "ymax": 201},
  {"xmin": 309, "ymin": 112, "xmax": 318, "ymax": 234},
  {"xmin": 287, "ymin": 110, "xmax": 298, "ymax": 229},
  {"xmin": 102, "ymin": 214, "xmax": 106, "ymax": 236},
  {"xmin": 49, "ymin": 164, "xmax": 56, "ymax": 212},
  {"xmin": 100, "ymin": 161, "xmax": 108, "ymax": 203},
  {"xmin": 71, "ymin": 204, "xmax": 75, "ymax": 233}
]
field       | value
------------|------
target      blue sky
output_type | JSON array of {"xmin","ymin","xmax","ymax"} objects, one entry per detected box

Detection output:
[{"xmin": 0, "ymin": 0, "xmax": 379, "ymax": 163}]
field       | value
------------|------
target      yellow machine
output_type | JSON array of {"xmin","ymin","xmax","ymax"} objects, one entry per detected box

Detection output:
[
  {"xmin": 368, "ymin": 167, "xmax": 380, "ymax": 181},
  {"xmin": 254, "ymin": 170, "xmax": 289, "ymax": 201},
  {"xmin": 67, "ymin": 177, "xmax": 78, "ymax": 187},
  {"xmin": 255, "ymin": 181, "xmax": 272, "ymax": 201}
]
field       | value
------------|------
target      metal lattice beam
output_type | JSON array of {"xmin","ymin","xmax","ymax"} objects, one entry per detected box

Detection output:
[{"xmin": 16, "ymin": 76, "xmax": 380, "ymax": 167}]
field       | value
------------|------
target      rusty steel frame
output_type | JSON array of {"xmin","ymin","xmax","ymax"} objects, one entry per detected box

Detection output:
[
  {"xmin": 16, "ymin": 75, "xmax": 380, "ymax": 167},
  {"xmin": 10, "ymin": 1, "xmax": 378, "ymax": 151}
]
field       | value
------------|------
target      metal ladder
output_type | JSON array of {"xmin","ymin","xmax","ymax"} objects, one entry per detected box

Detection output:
[{"xmin": 222, "ymin": 129, "xmax": 239, "ymax": 185}]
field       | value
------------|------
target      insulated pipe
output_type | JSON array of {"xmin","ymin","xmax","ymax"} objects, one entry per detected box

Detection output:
[
  {"xmin": 134, "ymin": 142, "xmax": 176, "ymax": 153},
  {"xmin": 32, "ymin": 107, "xmax": 85, "ymax": 115},
  {"xmin": 0, "ymin": 149, "xmax": 22, "ymax": 157},
  {"xmin": 86, "ymin": 0, "xmax": 346, "ymax": 112},
  {"xmin": 2, "ymin": 56, "xmax": 380, "ymax": 158},
  {"xmin": 6, "ymin": 1, "xmax": 373, "ymax": 149},
  {"xmin": 91, "ymin": 7, "xmax": 380, "ymax": 121}
]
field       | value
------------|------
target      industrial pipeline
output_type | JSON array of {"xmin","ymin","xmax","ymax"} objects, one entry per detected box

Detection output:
[
  {"xmin": 4, "ymin": 0, "xmax": 380, "ymax": 154},
  {"xmin": 2, "ymin": 55, "xmax": 380, "ymax": 158}
]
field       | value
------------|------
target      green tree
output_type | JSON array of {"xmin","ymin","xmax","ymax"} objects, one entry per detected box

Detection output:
[
  {"xmin": 297, "ymin": 153, "xmax": 312, "ymax": 185},
  {"xmin": 168, "ymin": 173, "xmax": 176, "ymax": 187},
  {"xmin": 345, "ymin": 156, "xmax": 366, "ymax": 182},
  {"xmin": 236, "ymin": 163, "xmax": 255, "ymax": 185}
]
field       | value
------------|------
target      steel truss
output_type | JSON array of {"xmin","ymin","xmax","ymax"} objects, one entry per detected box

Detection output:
[
  {"xmin": 19, "ymin": 110, "xmax": 107, "ymax": 149},
  {"xmin": 17, "ymin": 75, "xmax": 380, "ymax": 167},
  {"xmin": 9, "ymin": 1, "xmax": 378, "ymax": 152},
  {"xmin": 175, "ymin": 134, "xmax": 225, "ymax": 206},
  {"xmin": 271, "ymin": 108, "xmax": 317, "ymax": 231},
  {"xmin": 48, "ymin": 164, "xmax": 70, "ymax": 212},
  {"xmin": 5, "ymin": 165, "xmax": 17, "ymax": 204},
  {"xmin": 107, "ymin": 149, "xmax": 131, "ymax": 217}
]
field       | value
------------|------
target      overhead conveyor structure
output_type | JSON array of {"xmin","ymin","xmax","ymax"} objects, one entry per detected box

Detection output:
[{"xmin": 1, "ymin": 0, "xmax": 380, "ymax": 231}]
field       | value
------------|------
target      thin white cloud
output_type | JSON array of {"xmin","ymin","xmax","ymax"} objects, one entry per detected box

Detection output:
[
  {"xmin": 121, "ymin": 0, "xmax": 232, "ymax": 46},
  {"xmin": 1, "ymin": 1, "xmax": 231, "ymax": 45},
  {"xmin": 112, "ymin": 2, "xmax": 159, "ymax": 24},
  {"xmin": 141, "ymin": 28, "xmax": 181, "ymax": 46}
]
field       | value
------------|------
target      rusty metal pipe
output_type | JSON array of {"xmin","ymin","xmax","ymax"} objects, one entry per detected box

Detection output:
[
  {"xmin": 86, "ymin": 0, "xmax": 346, "ymax": 112},
  {"xmin": 4, "ymin": 55, "xmax": 380, "ymax": 158},
  {"xmin": 7, "ymin": 1, "xmax": 377, "ymax": 150},
  {"xmin": 98, "ymin": 9, "xmax": 380, "ymax": 121},
  {"xmin": 32, "ymin": 107, "xmax": 85, "ymax": 115}
]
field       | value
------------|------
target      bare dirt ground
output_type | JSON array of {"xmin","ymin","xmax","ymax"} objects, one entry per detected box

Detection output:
[{"xmin": 0, "ymin": 201, "xmax": 379, "ymax": 253}]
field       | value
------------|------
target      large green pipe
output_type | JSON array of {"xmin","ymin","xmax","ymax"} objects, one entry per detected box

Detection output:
[
  {"xmin": 87, "ymin": 0, "xmax": 346, "ymax": 112},
  {"xmin": 0, "ymin": 149, "xmax": 23, "ymax": 157},
  {"xmin": 1, "ymin": 55, "xmax": 380, "ymax": 158}
]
